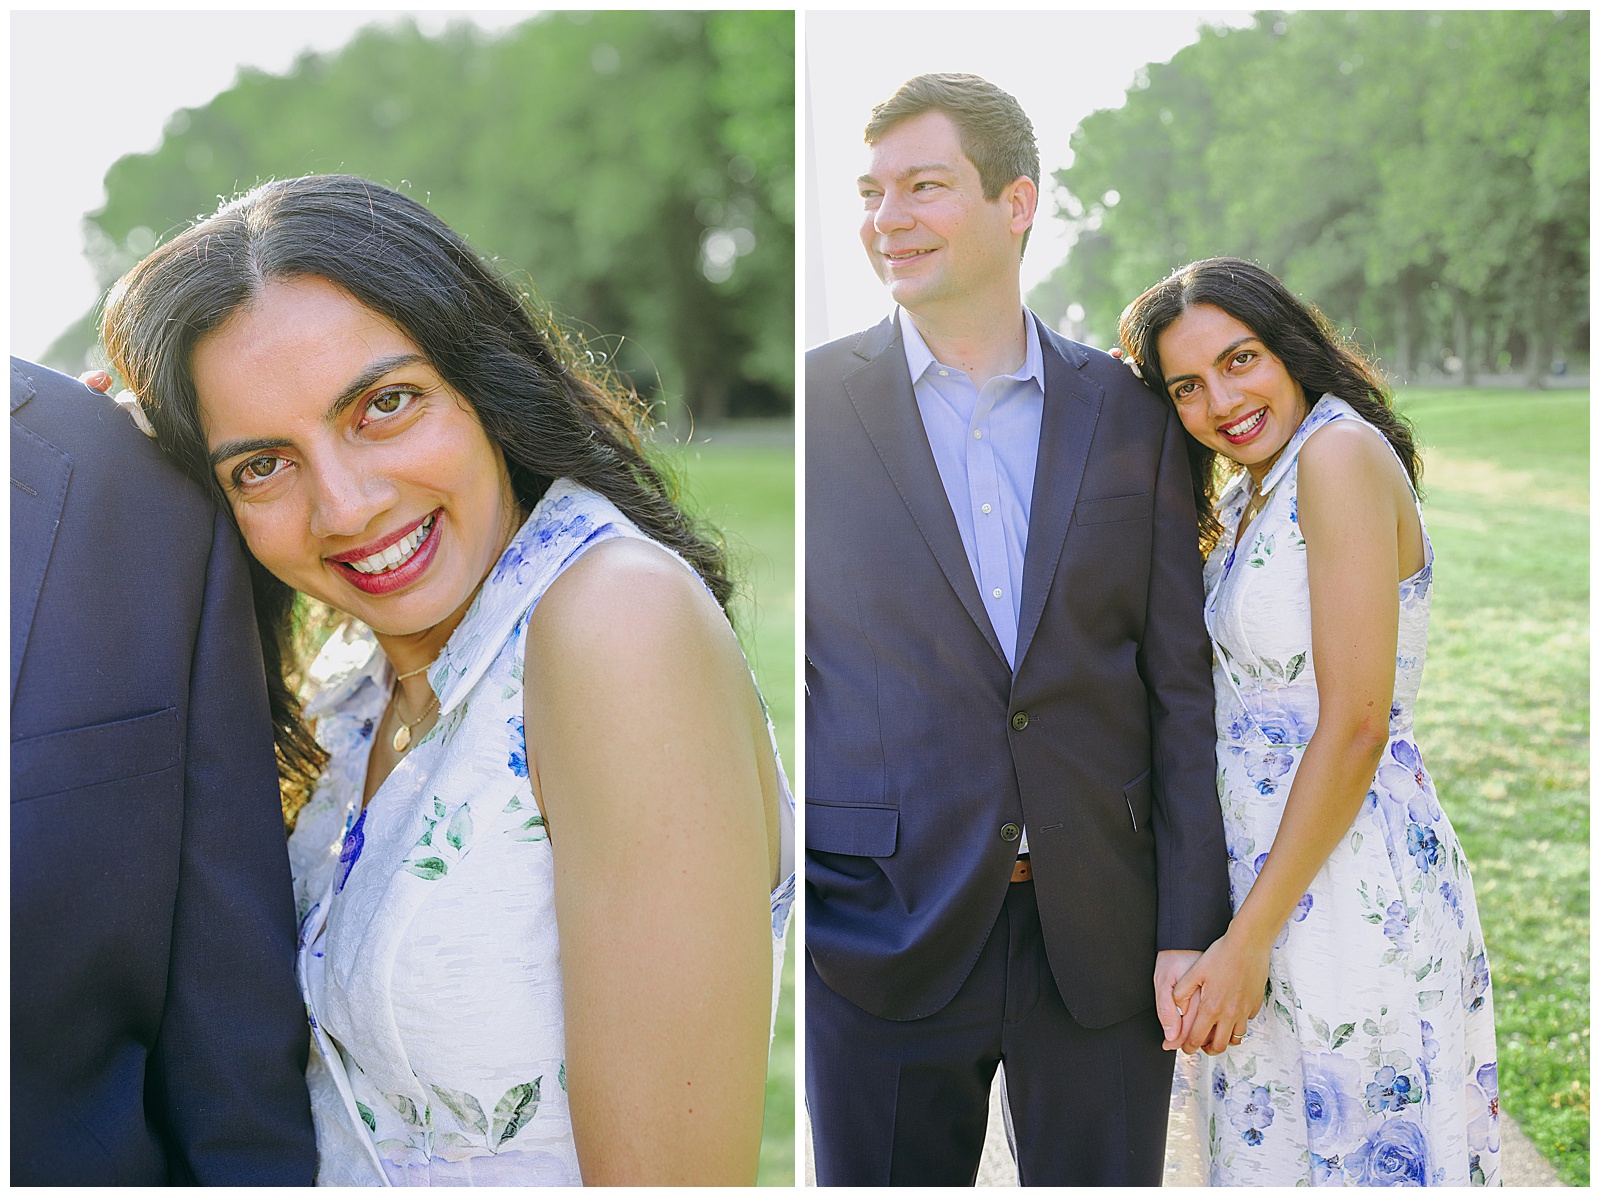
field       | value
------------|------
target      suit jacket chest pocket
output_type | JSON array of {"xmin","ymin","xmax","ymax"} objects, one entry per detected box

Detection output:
[
  {"xmin": 1075, "ymin": 491, "xmax": 1153, "ymax": 527},
  {"xmin": 12, "ymin": 707, "xmax": 181, "ymax": 803}
]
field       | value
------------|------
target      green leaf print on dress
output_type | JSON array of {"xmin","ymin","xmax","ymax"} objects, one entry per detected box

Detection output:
[{"xmin": 493, "ymin": 1078, "xmax": 542, "ymax": 1147}]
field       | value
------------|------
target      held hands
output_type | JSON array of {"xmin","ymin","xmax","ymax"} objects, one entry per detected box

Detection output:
[
  {"xmin": 1164, "ymin": 930, "xmax": 1272, "ymax": 1055},
  {"xmin": 1153, "ymin": 949, "xmax": 1202, "ymax": 1049}
]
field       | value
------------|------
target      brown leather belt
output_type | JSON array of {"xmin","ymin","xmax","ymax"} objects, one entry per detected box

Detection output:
[{"xmin": 1011, "ymin": 856, "xmax": 1032, "ymax": 883}]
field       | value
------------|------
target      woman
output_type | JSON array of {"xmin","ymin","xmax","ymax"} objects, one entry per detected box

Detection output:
[
  {"xmin": 1119, "ymin": 259, "xmax": 1499, "ymax": 1186},
  {"xmin": 100, "ymin": 175, "xmax": 794, "ymax": 1185}
]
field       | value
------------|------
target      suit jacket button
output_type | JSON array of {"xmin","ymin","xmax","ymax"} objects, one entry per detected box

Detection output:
[
  {"xmin": 1000, "ymin": 822, "xmax": 1021, "ymax": 842},
  {"xmin": 1011, "ymin": 711, "xmax": 1029, "ymax": 731}
]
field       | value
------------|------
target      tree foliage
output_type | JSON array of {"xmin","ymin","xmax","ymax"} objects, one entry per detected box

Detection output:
[
  {"xmin": 56, "ymin": 11, "xmax": 794, "ymax": 421},
  {"xmin": 1032, "ymin": 10, "xmax": 1588, "ymax": 386}
]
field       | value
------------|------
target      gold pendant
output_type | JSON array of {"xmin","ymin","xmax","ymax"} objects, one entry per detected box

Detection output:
[{"xmin": 393, "ymin": 724, "xmax": 412, "ymax": 752}]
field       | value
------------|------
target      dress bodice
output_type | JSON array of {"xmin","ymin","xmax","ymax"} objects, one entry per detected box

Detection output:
[
  {"xmin": 1204, "ymin": 395, "xmax": 1433, "ymax": 751},
  {"xmin": 287, "ymin": 479, "xmax": 795, "ymax": 1186}
]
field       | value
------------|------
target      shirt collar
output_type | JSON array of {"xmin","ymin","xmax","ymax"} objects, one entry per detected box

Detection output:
[{"xmin": 897, "ymin": 306, "xmax": 1045, "ymax": 389}]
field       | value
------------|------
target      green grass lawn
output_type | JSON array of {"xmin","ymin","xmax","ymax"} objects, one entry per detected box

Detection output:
[
  {"xmin": 1397, "ymin": 388, "xmax": 1589, "ymax": 1185},
  {"xmin": 658, "ymin": 433, "xmax": 796, "ymax": 1186}
]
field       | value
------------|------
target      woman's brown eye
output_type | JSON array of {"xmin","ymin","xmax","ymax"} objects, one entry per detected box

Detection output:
[{"xmin": 247, "ymin": 456, "xmax": 279, "ymax": 478}]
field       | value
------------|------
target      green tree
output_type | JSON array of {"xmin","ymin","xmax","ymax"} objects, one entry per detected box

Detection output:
[
  {"xmin": 58, "ymin": 12, "xmax": 795, "ymax": 422},
  {"xmin": 1036, "ymin": 10, "xmax": 1588, "ymax": 384}
]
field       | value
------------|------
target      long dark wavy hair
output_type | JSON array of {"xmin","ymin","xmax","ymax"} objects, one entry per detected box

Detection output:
[
  {"xmin": 102, "ymin": 175, "xmax": 733, "ymax": 823},
  {"xmin": 1118, "ymin": 257, "xmax": 1420, "ymax": 555}
]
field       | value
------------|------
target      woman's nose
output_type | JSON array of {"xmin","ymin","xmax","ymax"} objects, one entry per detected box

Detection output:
[{"xmin": 307, "ymin": 452, "xmax": 398, "ymax": 541}]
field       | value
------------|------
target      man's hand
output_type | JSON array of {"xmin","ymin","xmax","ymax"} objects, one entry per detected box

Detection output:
[{"xmin": 1153, "ymin": 949, "xmax": 1202, "ymax": 1050}]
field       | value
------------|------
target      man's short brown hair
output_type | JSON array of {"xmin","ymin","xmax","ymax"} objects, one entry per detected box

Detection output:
[{"xmin": 864, "ymin": 73, "xmax": 1039, "ymax": 203}]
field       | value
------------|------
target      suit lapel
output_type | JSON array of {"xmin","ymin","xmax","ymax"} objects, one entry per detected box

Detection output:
[
  {"xmin": 10, "ymin": 369, "xmax": 72, "ymax": 702},
  {"xmin": 843, "ymin": 315, "xmax": 1006, "ymax": 666},
  {"xmin": 1015, "ymin": 323, "xmax": 1103, "ymax": 668}
]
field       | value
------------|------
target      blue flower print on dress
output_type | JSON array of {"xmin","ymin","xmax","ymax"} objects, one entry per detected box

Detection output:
[
  {"xmin": 1406, "ymin": 823, "xmax": 1441, "ymax": 871},
  {"xmin": 1381, "ymin": 899, "xmax": 1410, "ymax": 948},
  {"xmin": 1439, "ymin": 879, "xmax": 1465, "ymax": 928},
  {"xmin": 1350, "ymin": 1118, "xmax": 1430, "ymax": 1186},
  {"xmin": 1247, "ymin": 747, "xmax": 1294, "ymax": 795},
  {"xmin": 1364, "ymin": 1065, "xmax": 1417, "ymax": 1115},
  {"xmin": 1302, "ymin": 1052, "xmax": 1369, "ymax": 1155},
  {"xmin": 1467, "ymin": 1061, "xmax": 1500, "ymax": 1158},
  {"xmin": 1227, "ymin": 1083, "xmax": 1275, "ymax": 1146},
  {"xmin": 507, "ymin": 715, "xmax": 528, "ymax": 778},
  {"xmin": 1309, "ymin": 1152, "xmax": 1345, "ymax": 1184},
  {"xmin": 1464, "ymin": 949, "xmax": 1491, "ymax": 1012},
  {"xmin": 1419, "ymin": 1021, "xmax": 1440, "ymax": 1085},
  {"xmin": 1377, "ymin": 741, "xmax": 1441, "ymax": 824},
  {"xmin": 337, "ymin": 806, "xmax": 367, "ymax": 894}
]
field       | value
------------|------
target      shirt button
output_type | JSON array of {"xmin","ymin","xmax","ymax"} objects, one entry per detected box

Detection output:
[
  {"xmin": 938, "ymin": 369, "xmax": 949, "ymax": 377},
  {"xmin": 973, "ymin": 429, "xmax": 982, "ymax": 439},
  {"xmin": 981, "ymin": 503, "xmax": 992, "ymax": 514},
  {"xmin": 992, "ymin": 588, "xmax": 1003, "ymax": 599},
  {"xmin": 1011, "ymin": 711, "xmax": 1029, "ymax": 731},
  {"xmin": 1000, "ymin": 822, "xmax": 1021, "ymax": 842}
]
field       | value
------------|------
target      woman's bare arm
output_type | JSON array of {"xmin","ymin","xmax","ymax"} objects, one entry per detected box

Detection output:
[{"xmin": 523, "ymin": 536, "xmax": 773, "ymax": 1183}]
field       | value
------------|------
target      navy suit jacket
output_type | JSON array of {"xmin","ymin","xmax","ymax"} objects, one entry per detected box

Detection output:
[
  {"xmin": 10, "ymin": 359, "xmax": 316, "ymax": 1184},
  {"xmin": 805, "ymin": 315, "xmax": 1232, "ymax": 1026}
]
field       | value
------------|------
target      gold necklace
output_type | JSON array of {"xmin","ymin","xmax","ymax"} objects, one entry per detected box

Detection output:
[{"xmin": 391, "ymin": 687, "xmax": 439, "ymax": 752}]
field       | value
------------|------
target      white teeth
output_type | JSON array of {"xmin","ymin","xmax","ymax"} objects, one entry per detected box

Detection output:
[
  {"xmin": 347, "ymin": 515, "xmax": 434, "ymax": 575},
  {"xmin": 1225, "ymin": 409, "xmax": 1265, "ymax": 437}
]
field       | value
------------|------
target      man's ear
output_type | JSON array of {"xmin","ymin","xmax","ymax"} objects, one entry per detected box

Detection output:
[{"xmin": 1005, "ymin": 175, "xmax": 1039, "ymax": 238}]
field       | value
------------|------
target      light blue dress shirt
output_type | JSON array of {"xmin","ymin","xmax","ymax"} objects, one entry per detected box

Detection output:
[{"xmin": 899, "ymin": 306, "xmax": 1046, "ymax": 671}]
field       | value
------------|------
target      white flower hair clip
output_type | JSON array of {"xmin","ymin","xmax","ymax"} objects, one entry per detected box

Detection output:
[{"xmin": 112, "ymin": 389, "xmax": 157, "ymax": 438}]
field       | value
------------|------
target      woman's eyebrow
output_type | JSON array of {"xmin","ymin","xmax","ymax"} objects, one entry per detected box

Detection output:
[
  {"xmin": 1163, "ymin": 338, "xmax": 1258, "ymax": 389},
  {"xmin": 325, "ymin": 353, "xmax": 430, "ymax": 420},
  {"xmin": 207, "ymin": 352, "xmax": 431, "ymax": 470}
]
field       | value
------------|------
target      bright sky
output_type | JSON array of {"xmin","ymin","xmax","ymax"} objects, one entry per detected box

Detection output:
[
  {"xmin": 805, "ymin": 9, "xmax": 1253, "ymax": 346},
  {"xmin": 10, "ymin": 10, "xmax": 536, "ymax": 362}
]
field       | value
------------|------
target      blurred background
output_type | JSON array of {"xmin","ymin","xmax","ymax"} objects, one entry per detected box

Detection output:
[
  {"xmin": 807, "ymin": 9, "xmax": 1587, "ymax": 1186},
  {"xmin": 13, "ymin": 9, "xmax": 796, "ymax": 1185}
]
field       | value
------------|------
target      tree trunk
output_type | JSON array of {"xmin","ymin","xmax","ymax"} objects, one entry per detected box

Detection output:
[
  {"xmin": 1393, "ymin": 276, "xmax": 1422, "ymax": 384},
  {"xmin": 1452, "ymin": 288, "xmax": 1475, "ymax": 386}
]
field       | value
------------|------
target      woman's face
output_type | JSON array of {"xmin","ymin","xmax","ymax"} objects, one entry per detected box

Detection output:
[
  {"xmin": 192, "ymin": 275, "xmax": 520, "ymax": 650},
  {"xmin": 1155, "ymin": 302, "xmax": 1310, "ymax": 482}
]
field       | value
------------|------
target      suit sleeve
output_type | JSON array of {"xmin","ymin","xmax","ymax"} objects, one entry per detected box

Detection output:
[
  {"xmin": 152, "ymin": 508, "xmax": 317, "ymax": 1184},
  {"xmin": 1140, "ymin": 403, "xmax": 1234, "ymax": 951}
]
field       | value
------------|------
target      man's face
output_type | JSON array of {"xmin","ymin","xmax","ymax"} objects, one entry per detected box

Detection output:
[{"xmin": 857, "ymin": 109, "xmax": 1031, "ymax": 317}]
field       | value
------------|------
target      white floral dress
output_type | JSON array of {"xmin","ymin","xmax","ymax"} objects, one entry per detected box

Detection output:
[
  {"xmin": 1174, "ymin": 396, "xmax": 1500, "ymax": 1186},
  {"xmin": 288, "ymin": 479, "xmax": 796, "ymax": 1186}
]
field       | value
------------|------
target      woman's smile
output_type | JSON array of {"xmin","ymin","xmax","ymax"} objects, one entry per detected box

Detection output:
[{"xmin": 329, "ymin": 508, "xmax": 443, "ymax": 594}]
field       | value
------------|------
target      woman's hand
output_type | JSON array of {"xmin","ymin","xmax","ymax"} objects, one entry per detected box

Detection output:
[
  {"xmin": 1171, "ymin": 929, "xmax": 1273, "ymax": 1054},
  {"xmin": 1108, "ymin": 345, "xmax": 1144, "ymax": 379},
  {"xmin": 79, "ymin": 370, "xmax": 113, "ymax": 393}
]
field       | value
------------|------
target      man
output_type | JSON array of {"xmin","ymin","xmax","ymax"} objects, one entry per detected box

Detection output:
[
  {"xmin": 11, "ymin": 358, "xmax": 316, "ymax": 1183},
  {"xmin": 805, "ymin": 74, "xmax": 1231, "ymax": 1184}
]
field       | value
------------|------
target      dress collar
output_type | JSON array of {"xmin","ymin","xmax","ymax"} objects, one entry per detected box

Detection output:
[
  {"xmin": 303, "ymin": 479, "xmax": 638, "ymax": 719},
  {"xmin": 428, "ymin": 478, "xmax": 633, "ymax": 715},
  {"xmin": 1257, "ymin": 393, "xmax": 1355, "ymax": 496}
]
